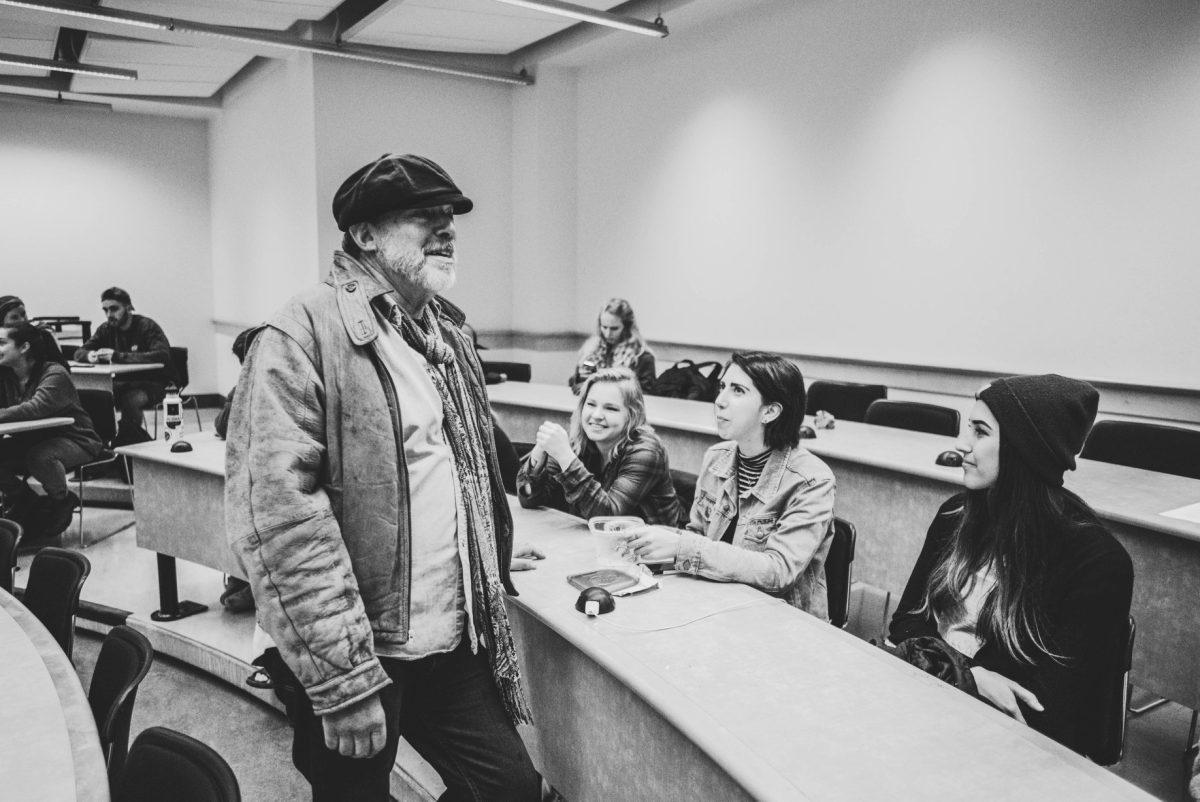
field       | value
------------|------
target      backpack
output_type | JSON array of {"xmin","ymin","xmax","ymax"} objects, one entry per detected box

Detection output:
[{"xmin": 652, "ymin": 360, "xmax": 722, "ymax": 402}]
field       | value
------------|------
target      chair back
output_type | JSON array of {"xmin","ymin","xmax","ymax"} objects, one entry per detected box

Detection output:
[
  {"xmin": 805, "ymin": 381, "xmax": 888, "ymax": 422},
  {"xmin": 0, "ymin": 518, "xmax": 21, "ymax": 593},
  {"xmin": 824, "ymin": 517, "xmax": 857, "ymax": 629},
  {"xmin": 670, "ymin": 470, "xmax": 698, "ymax": 519},
  {"xmin": 90, "ymin": 626, "xmax": 155, "ymax": 785},
  {"xmin": 865, "ymin": 400, "xmax": 961, "ymax": 437},
  {"xmin": 1091, "ymin": 615, "xmax": 1135, "ymax": 766},
  {"xmin": 1081, "ymin": 420, "xmax": 1200, "ymax": 480},
  {"xmin": 78, "ymin": 389, "xmax": 119, "ymax": 448},
  {"xmin": 22, "ymin": 547, "xmax": 90, "ymax": 658},
  {"xmin": 116, "ymin": 726, "xmax": 241, "ymax": 802},
  {"xmin": 169, "ymin": 346, "xmax": 190, "ymax": 391},
  {"xmin": 480, "ymin": 360, "xmax": 532, "ymax": 383}
]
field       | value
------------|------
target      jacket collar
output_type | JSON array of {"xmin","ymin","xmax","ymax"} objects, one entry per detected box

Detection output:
[
  {"xmin": 327, "ymin": 251, "xmax": 466, "ymax": 346},
  {"xmin": 706, "ymin": 442, "xmax": 794, "ymax": 502}
]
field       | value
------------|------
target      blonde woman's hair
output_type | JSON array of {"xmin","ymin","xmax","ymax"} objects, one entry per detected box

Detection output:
[{"xmin": 568, "ymin": 368, "xmax": 647, "ymax": 455}]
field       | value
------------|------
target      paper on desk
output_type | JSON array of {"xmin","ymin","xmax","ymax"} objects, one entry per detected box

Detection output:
[
  {"xmin": 612, "ymin": 565, "xmax": 660, "ymax": 596},
  {"xmin": 1161, "ymin": 502, "xmax": 1200, "ymax": 523}
]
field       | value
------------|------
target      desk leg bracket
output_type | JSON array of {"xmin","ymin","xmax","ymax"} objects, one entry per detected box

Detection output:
[{"xmin": 150, "ymin": 554, "xmax": 208, "ymax": 621}]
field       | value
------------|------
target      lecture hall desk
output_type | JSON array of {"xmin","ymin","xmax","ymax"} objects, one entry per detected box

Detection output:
[
  {"xmin": 488, "ymin": 381, "xmax": 1200, "ymax": 713},
  {"xmin": 119, "ymin": 436, "xmax": 1151, "ymax": 800},
  {"xmin": 0, "ymin": 589, "xmax": 109, "ymax": 802},
  {"xmin": 68, "ymin": 362, "xmax": 165, "ymax": 394}
]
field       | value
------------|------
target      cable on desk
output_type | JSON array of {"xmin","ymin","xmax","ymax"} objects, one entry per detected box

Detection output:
[{"xmin": 594, "ymin": 599, "xmax": 781, "ymax": 633}]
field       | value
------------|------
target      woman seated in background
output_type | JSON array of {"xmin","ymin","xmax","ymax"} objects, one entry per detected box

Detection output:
[
  {"xmin": 569, "ymin": 298, "xmax": 656, "ymax": 394},
  {"xmin": 0, "ymin": 295, "xmax": 66, "ymax": 367},
  {"xmin": 888, "ymin": 374, "xmax": 1132, "ymax": 759},
  {"xmin": 0, "ymin": 323, "xmax": 104, "ymax": 542},
  {"xmin": 519, "ymin": 367, "xmax": 683, "ymax": 526},
  {"xmin": 626, "ymin": 352, "xmax": 837, "ymax": 617}
]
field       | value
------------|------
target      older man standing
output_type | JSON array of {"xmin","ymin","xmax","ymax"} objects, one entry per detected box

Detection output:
[{"xmin": 225, "ymin": 154, "xmax": 540, "ymax": 801}]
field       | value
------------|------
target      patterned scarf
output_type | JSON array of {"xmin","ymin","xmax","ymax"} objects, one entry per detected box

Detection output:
[
  {"xmin": 385, "ymin": 301, "xmax": 532, "ymax": 725},
  {"xmin": 584, "ymin": 336, "xmax": 642, "ymax": 372}
]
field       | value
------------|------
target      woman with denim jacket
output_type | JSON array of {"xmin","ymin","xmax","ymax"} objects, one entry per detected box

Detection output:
[
  {"xmin": 627, "ymin": 352, "xmax": 837, "ymax": 618},
  {"xmin": 888, "ymin": 374, "xmax": 1132, "ymax": 759},
  {"xmin": 518, "ymin": 367, "xmax": 683, "ymax": 526}
]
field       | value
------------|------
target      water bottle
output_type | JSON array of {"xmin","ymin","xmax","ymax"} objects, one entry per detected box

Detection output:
[{"xmin": 162, "ymin": 384, "xmax": 183, "ymax": 442}]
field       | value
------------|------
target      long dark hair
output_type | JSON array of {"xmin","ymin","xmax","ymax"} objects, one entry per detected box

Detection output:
[
  {"xmin": 5, "ymin": 322, "xmax": 63, "ymax": 376},
  {"xmin": 922, "ymin": 439, "xmax": 1102, "ymax": 665}
]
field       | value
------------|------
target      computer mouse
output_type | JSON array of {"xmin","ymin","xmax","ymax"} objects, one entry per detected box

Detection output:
[
  {"xmin": 935, "ymin": 450, "xmax": 963, "ymax": 468},
  {"xmin": 799, "ymin": 425, "xmax": 817, "ymax": 439},
  {"xmin": 170, "ymin": 440, "xmax": 194, "ymax": 453},
  {"xmin": 575, "ymin": 587, "xmax": 615, "ymax": 616}
]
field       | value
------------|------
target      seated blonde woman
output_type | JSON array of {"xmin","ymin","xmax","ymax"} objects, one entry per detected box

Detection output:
[
  {"xmin": 519, "ymin": 367, "xmax": 682, "ymax": 526},
  {"xmin": 569, "ymin": 298, "xmax": 656, "ymax": 395}
]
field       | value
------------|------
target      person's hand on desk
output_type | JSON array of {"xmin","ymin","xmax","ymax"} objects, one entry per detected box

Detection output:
[
  {"xmin": 322, "ymin": 692, "xmax": 386, "ymax": 758},
  {"xmin": 510, "ymin": 541, "xmax": 546, "ymax": 571},
  {"xmin": 88, "ymin": 348, "xmax": 115, "ymax": 364},
  {"xmin": 969, "ymin": 666, "xmax": 1042, "ymax": 724},
  {"xmin": 626, "ymin": 526, "xmax": 682, "ymax": 564},
  {"xmin": 535, "ymin": 422, "xmax": 574, "ymax": 467}
]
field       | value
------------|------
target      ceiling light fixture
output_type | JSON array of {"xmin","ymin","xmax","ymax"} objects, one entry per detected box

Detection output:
[
  {"xmin": 0, "ymin": 0, "xmax": 534, "ymax": 85},
  {"xmin": 492, "ymin": 0, "xmax": 667, "ymax": 37},
  {"xmin": 0, "ymin": 51, "xmax": 138, "ymax": 80},
  {"xmin": 0, "ymin": 89, "xmax": 113, "ymax": 110}
]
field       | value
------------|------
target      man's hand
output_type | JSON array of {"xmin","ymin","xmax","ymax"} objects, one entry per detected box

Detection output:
[
  {"xmin": 969, "ymin": 666, "xmax": 1043, "ymax": 724},
  {"xmin": 535, "ymin": 422, "xmax": 574, "ymax": 466},
  {"xmin": 322, "ymin": 693, "xmax": 386, "ymax": 758},
  {"xmin": 94, "ymin": 348, "xmax": 115, "ymax": 364},
  {"xmin": 511, "ymin": 541, "xmax": 546, "ymax": 571},
  {"xmin": 625, "ymin": 526, "xmax": 682, "ymax": 564}
]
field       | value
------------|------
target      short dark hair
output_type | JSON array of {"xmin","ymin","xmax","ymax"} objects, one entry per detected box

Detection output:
[
  {"xmin": 4, "ymin": 322, "xmax": 56, "ymax": 370},
  {"xmin": 101, "ymin": 286, "xmax": 133, "ymax": 307},
  {"xmin": 727, "ymin": 351, "xmax": 807, "ymax": 450}
]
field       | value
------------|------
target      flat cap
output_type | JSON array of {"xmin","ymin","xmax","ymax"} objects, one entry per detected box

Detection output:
[{"xmin": 332, "ymin": 153, "xmax": 472, "ymax": 231}]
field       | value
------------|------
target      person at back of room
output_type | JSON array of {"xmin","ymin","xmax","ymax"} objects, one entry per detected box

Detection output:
[
  {"xmin": 0, "ymin": 295, "xmax": 67, "ymax": 367},
  {"xmin": 569, "ymin": 297, "xmax": 656, "ymax": 395},
  {"xmin": 888, "ymin": 374, "xmax": 1133, "ymax": 759},
  {"xmin": 0, "ymin": 322, "xmax": 103, "ymax": 545},
  {"xmin": 518, "ymin": 367, "xmax": 683, "ymax": 526},
  {"xmin": 73, "ymin": 286, "xmax": 174, "ymax": 445},
  {"xmin": 626, "ymin": 351, "xmax": 837, "ymax": 617}
]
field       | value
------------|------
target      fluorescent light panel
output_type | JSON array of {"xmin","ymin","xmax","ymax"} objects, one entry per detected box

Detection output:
[
  {"xmin": 0, "ymin": 51, "xmax": 138, "ymax": 80},
  {"xmin": 493, "ymin": 0, "xmax": 668, "ymax": 37},
  {"xmin": 0, "ymin": 0, "xmax": 534, "ymax": 85}
]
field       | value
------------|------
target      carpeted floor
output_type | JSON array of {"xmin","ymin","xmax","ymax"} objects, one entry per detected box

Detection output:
[{"xmin": 73, "ymin": 629, "xmax": 310, "ymax": 802}]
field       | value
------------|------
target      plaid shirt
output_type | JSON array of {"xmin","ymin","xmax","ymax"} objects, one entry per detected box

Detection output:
[{"xmin": 517, "ymin": 424, "xmax": 684, "ymax": 526}]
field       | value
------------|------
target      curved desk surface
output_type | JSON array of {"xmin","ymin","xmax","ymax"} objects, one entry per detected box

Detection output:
[
  {"xmin": 490, "ymin": 382, "xmax": 1200, "ymax": 710},
  {"xmin": 508, "ymin": 503, "xmax": 1150, "ymax": 801},
  {"xmin": 0, "ymin": 416, "xmax": 74, "ymax": 437},
  {"xmin": 0, "ymin": 590, "xmax": 110, "ymax": 802}
]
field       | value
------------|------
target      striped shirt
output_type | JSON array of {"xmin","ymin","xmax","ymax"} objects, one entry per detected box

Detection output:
[{"xmin": 736, "ymin": 447, "xmax": 772, "ymax": 497}]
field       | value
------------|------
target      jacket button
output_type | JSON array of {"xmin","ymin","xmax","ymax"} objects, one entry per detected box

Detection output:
[{"xmin": 345, "ymin": 281, "xmax": 358, "ymax": 293}]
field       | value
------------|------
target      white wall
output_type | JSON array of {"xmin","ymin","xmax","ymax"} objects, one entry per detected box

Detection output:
[
  {"xmin": 567, "ymin": 0, "xmax": 1200, "ymax": 390},
  {"xmin": 208, "ymin": 55, "xmax": 320, "ymax": 390},
  {"xmin": 0, "ymin": 105, "xmax": 215, "ymax": 391},
  {"xmin": 311, "ymin": 57, "xmax": 516, "ymax": 332}
]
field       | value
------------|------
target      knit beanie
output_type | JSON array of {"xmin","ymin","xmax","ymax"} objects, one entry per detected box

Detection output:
[
  {"xmin": 979, "ymin": 374, "xmax": 1100, "ymax": 486},
  {"xmin": 0, "ymin": 295, "xmax": 22, "ymax": 321}
]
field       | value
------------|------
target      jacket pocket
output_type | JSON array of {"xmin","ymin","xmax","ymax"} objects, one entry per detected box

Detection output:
[{"xmin": 741, "ymin": 514, "xmax": 779, "ymax": 548}]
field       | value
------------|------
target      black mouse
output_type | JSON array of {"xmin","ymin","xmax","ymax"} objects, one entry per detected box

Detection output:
[
  {"xmin": 799, "ymin": 425, "xmax": 817, "ymax": 439},
  {"xmin": 575, "ymin": 587, "xmax": 615, "ymax": 616},
  {"xmin": 170, "ymin": 440, "xmax": 194, "ymax": 453},
  {"xmin": 935, "ymin": 450, "xmax": 962, "ymax": 468}
]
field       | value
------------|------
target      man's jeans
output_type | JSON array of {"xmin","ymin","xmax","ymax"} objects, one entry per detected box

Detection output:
[{"xmin": 272, "ymin": 639, "xmax": 540, "ymax": 802}]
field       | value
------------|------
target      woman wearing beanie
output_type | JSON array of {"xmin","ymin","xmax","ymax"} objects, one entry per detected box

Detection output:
[{"xmin": 889, "ymin": 374, "xmax": 1133, "ymax": 759}]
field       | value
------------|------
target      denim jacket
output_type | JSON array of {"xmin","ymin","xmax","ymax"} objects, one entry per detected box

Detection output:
[
  {"xmin": 676, "ymin": 441, "xmax": 836, "ymax": 618},
  {"xmin": 224, "ymin": 252, "xmax": 514, "ymax": 715}
]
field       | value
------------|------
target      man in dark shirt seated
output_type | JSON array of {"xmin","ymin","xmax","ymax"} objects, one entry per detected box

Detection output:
[{"xmin": 73, "ymin": 287, "xmax": 175, "ymax": 445}]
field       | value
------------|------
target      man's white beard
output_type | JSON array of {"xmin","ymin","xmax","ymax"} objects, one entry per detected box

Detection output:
[{"xmin": 384, "ymin": 244, "xmax": 458, "ymax": 296}]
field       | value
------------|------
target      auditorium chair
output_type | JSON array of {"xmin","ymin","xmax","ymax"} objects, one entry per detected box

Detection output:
[
  {"xmin": 481, "ymin": 360, "xmax": 532, "ymax": 384},
  {"xmin": 21, "ymin": 546, "xmax": 90, "ymax": 659},
  {"xmin": 0, "ymin": 517, "xmax": 21, "ymax": 593},
  {"xmin": 824, "ymin": 517, "xmax": 857, "ymax": 629},
  {"xmin": 76, "ymin": 389, "xmax": 131, "ymax": 546},
  {"xmin": 805, "ymin": 381, "xmax": 888, "ymax": 423},
  {"xmin": 90, "ymin": 625, "xmax": 155, "ymax": 785},
  {"xmin": 865, "ymin": 399, "xmax": 961, "ymax": 438},
  {"xmin": 670, "ymin": 469, "xmax": 698, "ymax": 519},
  {"xmin": 1092, "ymin": 615, "xmax": 1135, "ymax": 766},
  {"xmin": 115, "ymin": 726, "xmax": 241, "ymax": 802},
  {"xmin": 151, "ymin": 346, "xmax": 203, "ymax": 436},
  {"xmin": 1081, "ymin": 420, "xmax": 1200, "ymax": 480}
]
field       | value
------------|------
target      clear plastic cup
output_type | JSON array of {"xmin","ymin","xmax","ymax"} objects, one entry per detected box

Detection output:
[{"xmin": 587, "ymin": 516, "xmax": 644, "ymax": 568}]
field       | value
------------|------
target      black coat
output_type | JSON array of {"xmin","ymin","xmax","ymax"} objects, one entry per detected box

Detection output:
[{"xmin": 890, "ymin": 494, "xmax": 1133, "ymax": 758}]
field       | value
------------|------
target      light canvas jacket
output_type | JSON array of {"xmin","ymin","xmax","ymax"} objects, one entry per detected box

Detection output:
[
  {"xmin": 224, "ymin": 252, "xmax": 515, "ymax": 715},
  {"xmin": 676, "ymin": 441, "xmax": 836, "ymax": 618}
]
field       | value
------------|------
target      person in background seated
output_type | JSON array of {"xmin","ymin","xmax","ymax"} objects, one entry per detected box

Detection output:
[
  {"xmin": 569, "ymin": 297, "xmax": 656, "ymax": 395},
  {"xmin": 888, "ymin": 374, "xmax": 1132, "ymax": 759},
  {"xmin": 73, "ymin": 287, "xmax": 174, "ymax": 445},
  {"xmin": 625, "ymin": 352, "xmax": 837, "ymax": 617},
  {"xmin": 0, "ymin": 323, "xmax": 103, "ymax": 544},
  {"xmin": 0, "ymin": 295, "xmax": 66, "ymax": 367},
  {"xmin": 518, "ymin": 367, "xmax": 684, "ymax": 526}
]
